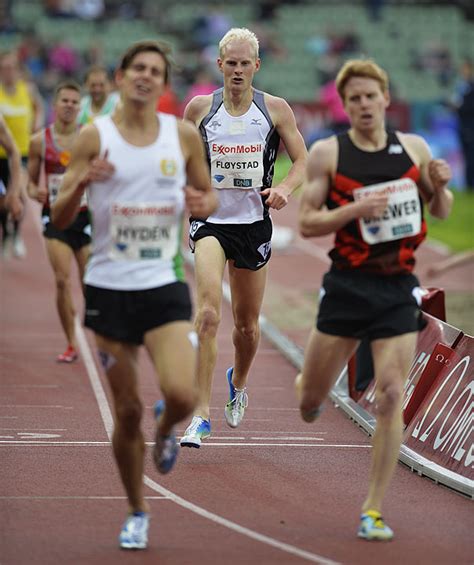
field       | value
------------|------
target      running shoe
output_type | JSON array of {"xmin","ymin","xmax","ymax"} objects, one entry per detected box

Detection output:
[
  {"xmin": 12, "ymin": 234, "xmax": 26, "ymax": 258},
  {"xmin": 153, "ymin": 400, "xmax": 178, "ymax": 474},
  {"xmin": 358, "ymin": 510, "xmax": 394, "ymax": 541},
  {"xmin": 57, "ymin": 346, "xmax": 78, "ymax": 363},
  {"xmin": 224, "ymin": 367, "xmax": 248, "ymax": 428},
  {"xmin": 180, "ymin": 416, "xmax": 211, "ymax": 448},
  {"xmin": 119, "ymin": 511, "xmax": 149, "ymax": 550}
]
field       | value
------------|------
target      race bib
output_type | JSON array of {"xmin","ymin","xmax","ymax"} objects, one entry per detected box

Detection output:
[
  {"xmin": 48, "ymin": 174, "xmax": 63, "ymax": 205},
  {"xmin": 210, "ymin": 142, "xmax": 264, "ymax": 190},
  {"xmin": 48, "ymin": 174, "xmax": 87, "ymax": 208},
  {"xmin": 109, "ymin": 201, "xmax": 180, "ymax": 261},
  {"xmin": 353, "ymin": 178, "xmax": 421, "ymax": 244}
]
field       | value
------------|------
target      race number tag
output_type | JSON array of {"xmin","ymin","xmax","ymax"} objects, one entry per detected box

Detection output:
[
  {"xmin": 48, "ymin": 174, "xmax": 63, "ymax": 205},
  {"xmin": 48, "ymin": 174, "xmax": 87, "ymax": 207},
  {"xmin": 109, "ymin": 201, "xmax": 179, "ymax": 261},
  {"xmin": 353, "ymin": 178, "xmax": 421, "ymax": 244},
  {"xmin": 210, "ymin": 142, "xmax": 264, "ymax": 190}
]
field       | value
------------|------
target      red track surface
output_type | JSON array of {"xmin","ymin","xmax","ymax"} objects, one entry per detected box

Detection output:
[{"xmin": 1, "ymin": 201, "xmax": 472, "ymax": 565}]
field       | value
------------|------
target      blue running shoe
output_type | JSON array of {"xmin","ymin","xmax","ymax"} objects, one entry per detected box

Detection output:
[
  {"xmin": 180, "ymin": 416, "xmax": 211, "ymax": 448},
  {"xmin": 224, "ymin": 367, "xmax": 248, "ymax": 428},
  {"xmin": 358, "ymin": 510, "xmax": 394, "ymax": 541},
  {"xmin": 153, "ymin": 400, "xmax": 178, "ymax": 474},
  {"xmin": 119, "ymin": 511, "xmax": 150, "ymax": 549}
]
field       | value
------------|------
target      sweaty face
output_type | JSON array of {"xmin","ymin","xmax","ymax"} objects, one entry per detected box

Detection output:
[
  {"xmin": 117, "ymin": 51, "xmax": 167, "ymax": 104},
  {"xmin": 342, "ymin": 77, "xmax": 389, "ymax": 132},
  {"xmin": 55, "ymin": 88, "xmax": 81, "ymax": 123},
  {"xmin": 218, "ymin": 40, "xmax": 260, "ymax": 93}
]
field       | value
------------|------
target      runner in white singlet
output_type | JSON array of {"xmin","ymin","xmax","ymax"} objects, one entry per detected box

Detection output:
[
  {"xmin": 180, "ymin": 28, "xmax": 308, "ymax": 448},
  {"xmin": 51, "ymin": 40, "xmax": 217, "ymax": 551}
]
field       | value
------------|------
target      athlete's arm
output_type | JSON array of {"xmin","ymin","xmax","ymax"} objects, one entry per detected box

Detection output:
[
  {"xmin": 183, "ymin": 95, "xmax": 212, "ymax": 127},
  {"xmin": 51, "ymin": 125, "xmax": 113, "ymax": 229},
  {"xmin": 178, "ymin": 120, "xmax": 218, "ymax": 219},
  {"xmin": 401, "ymin": 133, "xmax": 453, "ymax": 220},
  {"xmin": 262, "ymin": 94, "xmax": 307, "ymax": 210},
  {"xmin": 299, "ymin": 138, "xmax": 388, "ymax": 237},
  {"xmin": 0, "ymin": 115, "xmax": 23, "ymax": 219},
  {"xmin": 26, "ymin": 131, "xmax": 47, "ymax": 203}
]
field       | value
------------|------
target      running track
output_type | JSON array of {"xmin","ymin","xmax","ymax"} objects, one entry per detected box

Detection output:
[{"xmin": 0, "ymin": 201, "xmax": 472, "ymax": 565}]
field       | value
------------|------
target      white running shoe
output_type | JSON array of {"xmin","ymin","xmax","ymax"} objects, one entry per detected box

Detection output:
[
  {"xmin": 119, "ymin": 512, "xmax": 150, "ymax": 549},
  {"xmin": 180, "ymin": 416, "xmax": 211, "ymax": 448},
  {"xmin": 224, "ymin": 367, "xmax": 248, "ymax": 428},
  {"xmin": 13, "ymin": 235, "xmax": 26, "ymax": 258}
]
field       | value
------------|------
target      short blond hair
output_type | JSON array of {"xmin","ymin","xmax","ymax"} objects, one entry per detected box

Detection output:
[
  {"xmin": 219, "ymin": 28, "xmax": 259, "ymax": 59},
  {"xmin": 336, "ymin": 59, "xmax": 389, "ymax": 101}
]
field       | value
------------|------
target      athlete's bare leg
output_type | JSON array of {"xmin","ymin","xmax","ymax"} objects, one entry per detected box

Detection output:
[
  {"xmin": 227, "ymin": 262, "xmax": 267, "ymax": 389},
  {"xmin": 361, "ymin": 332, "xmax": 418, "ymax": 513},
  {"xmin": 193, "ymin": 237, "xmax": 227, "ymax": 420},
  {"xmin": 95, "ymin": 334, "xmax": 149, "ymax": 514},
  {"xmin": 45, "ymin": 238, "xmax": 77, "ymax": 348}
]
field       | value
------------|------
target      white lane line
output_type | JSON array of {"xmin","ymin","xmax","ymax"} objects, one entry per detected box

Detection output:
[
  {"xmin": 250, "ymin": 437, "xmax": 324, "ymax": 441},
  {"xmin": 0, "ymin": 384, "xmax": 59, "ymax": 388},
  {"xmin": 0, "ymin": 496, "xmax": 168, "ymax": 500},
  {"xmin": 0, "ymin": 405, "xmax": 72, "ymax": 409},
  {"xmin": 74, "ymin": 317, "xmax": 114, "ymax": 438},
  {"xmin": 145, "ymin": 475, "xmax": 337, "ymax": 565},
  {"xmin": 0, "ymin": 441, "xmax": 369, "ymax": 448},
  {"xmin": 73, "ymin": 317, "xmax": 340, "ymax": 564}
]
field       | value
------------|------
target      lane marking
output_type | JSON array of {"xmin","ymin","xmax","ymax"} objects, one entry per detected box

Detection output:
[
  {"xmin": 0, "ymin": 496, "xmax": 168, "ymax": 500},
  {"xmin": 73, "ymin": 317, "xmax": 340, "ymax": 564},
  {"xmin": 144, "ymin": 475, "xmax": 337, "ymax": 565},
  {"xmin": 0, "ymin": 404, "xmax": 73, "ymax": 409},
  {"xmin": 0, "ymin": 441, "xmax": 369, "ymax": 448}
]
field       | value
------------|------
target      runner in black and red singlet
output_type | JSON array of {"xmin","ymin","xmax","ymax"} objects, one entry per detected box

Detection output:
[
  {"xmin": 296, "ymin": 59, "xmax": 453, "ymax": 541},
  {"xmin": 27, "ymin": 80, "xmax": 89, "ymax": 363}
]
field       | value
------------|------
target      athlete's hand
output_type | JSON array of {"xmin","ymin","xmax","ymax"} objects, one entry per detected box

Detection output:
[
  {"xmin": 354, "ymin": 193, "xmax": 389, "ymax": 219},
  {"xmin": 80, "ymin": 149, "xmax": 115, "ymax": 188},
  {"xmin": 35, "ymin": 185, "xmax": 48, "ymax": 204},
  {"xmin": 260, "ymin": 185, "xmax": 289, "ymax": 210},
  {"xmin": 5, "ymin": 192, "xmax": 23, "ymax": 220},
  {"xmin": 428, "ymin": 159, "xmax": 451, "ymax": 192},
  {"xmin": 185, "ymin": 185, "xmax": 218, "ymax": 219}
]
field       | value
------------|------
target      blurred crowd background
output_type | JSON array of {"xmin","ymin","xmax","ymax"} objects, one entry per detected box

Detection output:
[{"xmin": 1, "ymin": 0, "xmax": 473, "ymax": 189}]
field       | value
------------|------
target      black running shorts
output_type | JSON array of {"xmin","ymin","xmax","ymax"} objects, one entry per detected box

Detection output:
[
  {"xmin": 189, "ymin": 216, "xmax": 272, "ymax": 271},
  {"xmin": 316, "ymin": 268, "xmax": 426, "ymax": 340},
  {"xmin": 84, "ymin": 281, "xmax": 192, "ymax": 345},
  {"xmin": 43, "ymin": 210, "xmax": 91, "ymax": 251}
]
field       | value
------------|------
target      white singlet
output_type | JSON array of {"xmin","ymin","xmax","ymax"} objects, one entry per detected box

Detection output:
[
  {"xmin": 84, "ymin": 113, "xmax": 186, "ymax": 291},
  {"xmin": 200, "ymin": 88, "xmax": 280, "ymax": 224}
]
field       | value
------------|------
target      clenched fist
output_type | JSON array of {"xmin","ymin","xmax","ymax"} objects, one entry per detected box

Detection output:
[{"xmin": 428, "ymin": 159, "xmax": 451, "ymax": 191}]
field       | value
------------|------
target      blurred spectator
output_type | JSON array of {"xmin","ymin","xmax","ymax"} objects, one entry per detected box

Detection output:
[
  {"xmin": 17, "ymin": 31, "xmax": 49, "ymax": 81},
  {"xmin": 365, "ymin": 0, "xmax": 385, "ymax": 22},
  {"xmin": 73, "ymin": 0, "xmax": 104, "ymax": 21},
  {"xmin": 319, "ymin": 76, "xmax": 350, "ymax": 135},
  {"xmin": 157, "ymin": 84, "xmax": 181, "ymax": 117},
  {"xmin": 191, "ymin": 5, "xmax": 234, "ymax": 50},
  {"xmin": 182, "ymin": 68, "xmax": 217, "ymax": 112},
  {"xmin": 77, "ymin": 66, "xmax": 119, "ymax": 125},
  {"xmin": 43, "ymin": 0, "xmax": 75, "ymax": 18},
  {"xmin": 451, "ymin": 59, "xmax": 474, "ymax": 190},
  {"xmin": 412, "ymin": 41, "xmax": 454, "ymax": 87},
  {"xmin": 48, "ymin": 39, "xmax": 81, "ymax": 77},
  {"xmin": 0, "ymin": 0, "xmax": 16, "ymax": 32}
]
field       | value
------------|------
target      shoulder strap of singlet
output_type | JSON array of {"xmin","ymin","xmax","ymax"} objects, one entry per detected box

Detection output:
[
  {"xmin": 252, "ymin": 88, "xmax": 273, "ymax": 129},
  {"xmin": 201, "ymin": 88, "xmax": 224, "ymax": 128}
]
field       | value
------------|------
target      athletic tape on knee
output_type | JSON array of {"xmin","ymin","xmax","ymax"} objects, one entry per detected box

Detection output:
[{"xmin": 98, "ymin": 349, "xmax": 116, "ymax": 371}]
